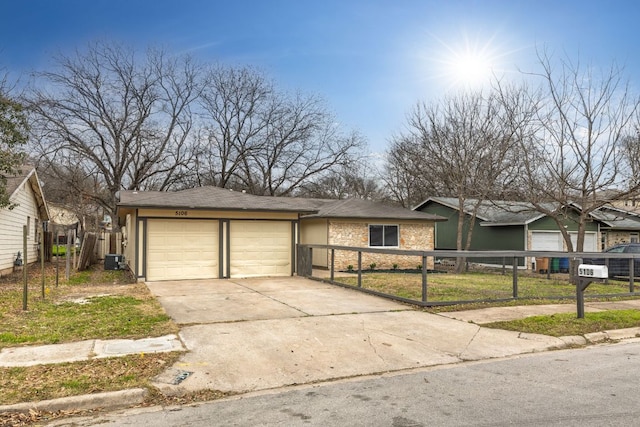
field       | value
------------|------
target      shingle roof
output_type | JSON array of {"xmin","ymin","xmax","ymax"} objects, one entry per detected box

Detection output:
[
  {"xmin": 117, "ymin": 187, "xmax": 444, "ymax": 221},
  {"xmin": 118, "ymin": 186, "xmax": 316, "ymax": 213},
  {"xmin": 2, "ymin": 166, "xmax": 50, "ymax": 220},
  {"xmin": 416, "ymin": 197, "xmax": 547, "ymax": 225},
  {"xmin": 590, "ymin": 206, "xmax": 640, "ymax": 230},
  {"xmin": 302, "ymin": 198, "xmax": 445, "ymax": 221}
]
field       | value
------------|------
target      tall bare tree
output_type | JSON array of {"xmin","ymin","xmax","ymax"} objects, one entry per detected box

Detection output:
[
  {"xmin": 191, "ymin": 65, "xmax": 363, "ymax": 195},
  {"xmin": 27, "ymin": 41, "xmax": 202, "ymax": 217},
  {"xmin": 385, "ymin": 87, "xmax": 533, "ymax": 270},
  {"xmin": 515, "ymin": 51, "xmax": 640, "ymax": 254}
]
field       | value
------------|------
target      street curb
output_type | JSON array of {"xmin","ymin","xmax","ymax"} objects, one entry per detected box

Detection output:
[{"xmin": 0, "ymin": 388, "xmax": 147, "ymax": 414}]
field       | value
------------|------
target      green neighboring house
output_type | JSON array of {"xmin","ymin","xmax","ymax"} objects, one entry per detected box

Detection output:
[{"xmin": 413, "ymin": 197, "xmax": 601, "ymax": 268}]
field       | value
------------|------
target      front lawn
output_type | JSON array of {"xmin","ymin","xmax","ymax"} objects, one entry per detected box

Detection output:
[
  {"xmin": 336, "ymin": 271, "xmax": 632, "ymax": 303},
  {"xmin": 482, "ymin": 310, "xmax": 640, "ymax": 337},
  {"xmin": 0, "ymin": 265, "xmax": 177, "ymax": 349}
]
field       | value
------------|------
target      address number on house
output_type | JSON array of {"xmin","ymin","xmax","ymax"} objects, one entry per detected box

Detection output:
[{"xmin": 175, "ymin": 210, "xmax": 188, "ymax": 216}]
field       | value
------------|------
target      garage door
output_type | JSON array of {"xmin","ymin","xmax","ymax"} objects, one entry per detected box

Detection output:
[
  {"xmin": 570, "ymin": 232, "xmax": 598, "ymax": 252},
  {"xmin": 147, "ymin": 219, "xmax": 219, "ymax": 281},
  {"xmin": 531, "ymin": 231, "xmax": 563, "ymax": 251},
  {"xmin": 230, "ymin": 221, "xmax": 291, "ymax": 278}
]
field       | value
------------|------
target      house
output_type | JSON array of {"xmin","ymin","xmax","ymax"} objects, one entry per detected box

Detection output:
[
  {"xmin": 413, "ymin": 197, "xmax": 600, "ymax": 268},
  {"xmin": 116, "ymin": 187, "xmax": 444, "ymax": 281},
  {"xmin": 590, "ymin": 205, "xmax": 640, "ymax": 249},
  {"xmin": 0, "ymin": 167, "xmax": 50, "ymax": 275},
  {"xmin": 299, "ymin": 198, "xmax": 445, "ymax": 271}
]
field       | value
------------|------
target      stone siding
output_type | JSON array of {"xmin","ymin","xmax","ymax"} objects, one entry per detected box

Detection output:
[
  {"xmin": 604, "ymin": 231, "xmax": 638, "ymax": 248},
  {"xmin": 327, "ymin": 221, "xmax": 435, "ymax": 271}
]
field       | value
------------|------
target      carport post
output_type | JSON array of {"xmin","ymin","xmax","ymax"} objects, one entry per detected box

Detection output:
[
  {"xmin": 357, "ymin": 251, "xmax": 362, "ymax": 288},
  {"xmin": 512, "ymin": 256, "xmax": 518, "ymax": 298},
  {"xmin": 421, "ymin": 255, "xmax": 427, "ymax": 302},
  {"xmin": 330, "ymin": 249, "xmax": 335, "ymax": 282}
]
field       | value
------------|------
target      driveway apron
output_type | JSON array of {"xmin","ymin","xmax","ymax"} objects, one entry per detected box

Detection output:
[{"xmin": 146, "ymin": 277, "xmax": 564, "ymax": 394}]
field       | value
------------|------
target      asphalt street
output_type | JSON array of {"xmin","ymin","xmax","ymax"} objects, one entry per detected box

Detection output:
[{"xmin": 50, "ymin": 339, "xmax": 640, "ymax": 426}]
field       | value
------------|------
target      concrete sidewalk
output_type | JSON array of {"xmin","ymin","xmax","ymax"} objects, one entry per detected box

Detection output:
[{"xmin": 0, "ymin": 335, "xmax": 184, "ymax": 367}]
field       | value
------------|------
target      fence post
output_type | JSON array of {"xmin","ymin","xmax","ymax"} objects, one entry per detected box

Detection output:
[
  {"xmin": 421, "ymin": 255, "xmax": 428, "ymax": 302},
  {"xmin": 23, "ymin": 225, "xmax": 28, "ymax": 311},
  {"xmin": 512, "ymin": 256, "xmax": 518, "ymax": 298},
  {"xmin": 357, "ymin": 251, "xmax": 362, "ymax": 288},
  {"xmin": 629, "ymin": 258, "xmax": 634, "ymax": 293},
  {"xmin": 40, "ymin": 224, "xmax": 45, "ymax": 299},
  {"xmin": 502, "ymin": 257, "xmax": 506, "ymax": 276},
  {"xmin": 330, "ymin": 249, "xmax": 335, "ymax": 282}
]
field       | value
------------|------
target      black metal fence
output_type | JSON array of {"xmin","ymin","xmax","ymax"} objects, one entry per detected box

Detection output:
[{"xmin": 296, "ymin": 244, "xmax": 640, "ymax": 307}]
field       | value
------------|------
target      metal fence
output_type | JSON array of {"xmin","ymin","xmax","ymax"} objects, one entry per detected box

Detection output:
[{"xmin": 297, "ymin": 244, "xmax": 640, "ymax": 307}]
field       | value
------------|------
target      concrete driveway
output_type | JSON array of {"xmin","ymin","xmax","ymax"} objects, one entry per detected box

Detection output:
[{"xmin": 146, "ymin": 277, "xmax": 565, "ymax": 395}]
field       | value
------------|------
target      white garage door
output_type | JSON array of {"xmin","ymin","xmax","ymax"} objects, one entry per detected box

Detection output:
[
  {"xmin": 570, "ymin": 232, "xmax": 598, "ymax": 252},
  {"xmin": 147, "ymin": 219, "xmax": 219, "ymax": 281},
  {"xmin": 531, "ymin": 231, "xmax": 563, "ymax": 251},
  {"xmin": 230, "ymin": 221, "xmax": 291, "ymax": 278}
]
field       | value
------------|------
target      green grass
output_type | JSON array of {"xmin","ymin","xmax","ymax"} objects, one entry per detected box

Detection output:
[
  {"xmin": 52, "ymin": 245, "xmax": 76, "ymax": 257},
  {"xmin": 482, "ymin": 310, "xmax": 640, "ymax": 337},
  {"xmin": 0, "ymin": 352, "xmax": 184, "ymax": 405},
  {"xmin": 337, "ymin": 271, "xmax": 632, "ymax": 303},
  {"xmin": 0, "ymin": 267, "xmax": 178, "ymax": 349}
]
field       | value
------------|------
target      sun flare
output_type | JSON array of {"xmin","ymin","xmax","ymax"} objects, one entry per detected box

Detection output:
[{"xmin": 421, "ymin": 31, "xmax": 513, "ymax": 91}]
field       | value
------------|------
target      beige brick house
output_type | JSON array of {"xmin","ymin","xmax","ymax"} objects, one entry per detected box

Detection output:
[
  {"xmin": 116, "ymin": 187, "xmax": 443, "ymax": 281},
  {"xmin": 299, "ymin": 198, "xmax": 443, "ymax": 271}
]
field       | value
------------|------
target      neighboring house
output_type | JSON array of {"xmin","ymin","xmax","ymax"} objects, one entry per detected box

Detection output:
[
  {"xmin": 0, "ymin": 167, "xmax": 50, "ymax": 276},
  {"xmin": 413, "ymin": 197, "xmax": 600, "ymax": 268},
  {"xmin": 591, "ymin": 205, "xmax": 640, "ymax": 249},
  {"xmin": 116, "ymin": 187, "xmax": 444, "ymax": 281}
]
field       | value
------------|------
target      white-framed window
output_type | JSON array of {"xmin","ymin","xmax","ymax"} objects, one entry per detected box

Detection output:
[
  {"xmin": 369, "ymin": 224, "xmax": 399, "ymax": 247},
  {"xmin": 631, "ymin": 232, "xmax": 639, "ymax": 244},
  {"xmin": 27, "ymin": 216, "xmax": 30, "ymax": 236}
]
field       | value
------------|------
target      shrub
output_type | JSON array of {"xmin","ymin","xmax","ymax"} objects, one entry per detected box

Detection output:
[
  {"xmin": 369, "ymin": 263, "xmax": 377, "ymax": 270},
  {"xmin": 347, "ymin": 265, "xmax": 354, "ymax": 271},
  {"xmin": 392, "ymin": 263, "xmax": 398, "ymax": 270}
]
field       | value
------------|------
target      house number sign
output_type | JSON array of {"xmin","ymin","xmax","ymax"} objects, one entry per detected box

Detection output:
[{"xmin": 175, "ymin": 210, "xmax": 188, "ymax": 216}]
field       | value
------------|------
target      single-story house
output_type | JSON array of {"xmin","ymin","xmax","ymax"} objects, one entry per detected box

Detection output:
[
  {"xmin": 0, "ymin": 167, "xmax": 50, "ymax": 275},
  {"xmin": 299, "ymin": 198, "xmax": 445, "ymax": 271},
  {"xmin": 591, "ymin": 205, "xmax": 640, "ymax": 248},
  {"xmin": 116, "ymin": 187, "xmax": 444, "ymax": 281},
  {"xmin": 413, "ymin": 197, "xmax": 601, "ymax": 268}
]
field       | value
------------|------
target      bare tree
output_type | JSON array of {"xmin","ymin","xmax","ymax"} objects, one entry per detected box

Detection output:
[
  {"xmin": 296, "ymin": 161, "xmax": 384, "ymax": 200},
  {"xmin": 386, "ymin": 88, "xmax": 532, "ymax": 270},
  {"xmin": 27, "ymin": 41, "xmax": 202, "ymax": 217},
  {"xmin": 515, "ymin": 51, "xmax": 640, "ymax": 254},
  {"xmin": 191, "ymin": 65, "xmax": 363, "ymax": 195}
]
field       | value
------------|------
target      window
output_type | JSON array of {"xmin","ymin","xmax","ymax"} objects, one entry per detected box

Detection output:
[
  {"xmin": 369, "ymin": 225, "xmax": 399, "ymax": 247},
  {"xmin": 631, "ymin": 233, "xmax": 639, "ymax": 244},
  {"xmin": 27, "ymin": 216, "xmax": 30, "ymax": 236}
]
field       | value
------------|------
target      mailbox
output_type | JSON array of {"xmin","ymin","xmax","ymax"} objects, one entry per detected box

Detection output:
[{"xmin": 577, "ymin": 264, "xmax": 608, "ymax": 279}]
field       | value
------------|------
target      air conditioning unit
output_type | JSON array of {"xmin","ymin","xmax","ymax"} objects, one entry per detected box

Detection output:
[{"xmin": 104, "ymin": 254, "xmax": 125, "ymax": 270}]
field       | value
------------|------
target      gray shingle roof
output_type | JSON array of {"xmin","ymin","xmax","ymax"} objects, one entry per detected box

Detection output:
[
  {"xmin": 590, "ymin": 206, "xmax": 640, "ymax": 230},
  {"xmin": 118, "ymin": 187, "xmax": 444, "ymax": 221},
  {"xmin": 416, "ymin": 196, "xmax": 640, "ymax": 230},
  {"xmin": 416, "ymin": 197, "xmax": 546, "ymax": 225}
]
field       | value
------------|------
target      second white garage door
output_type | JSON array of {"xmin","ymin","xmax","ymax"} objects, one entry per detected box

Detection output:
[
  {"xmin": 147, "ymin": 219, "xmax": 219, "ymax": 281},
  {"xmin": 229, "ymin": 221, "xmax": 291, "ymax": 278}
]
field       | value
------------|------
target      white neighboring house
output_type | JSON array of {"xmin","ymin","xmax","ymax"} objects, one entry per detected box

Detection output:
[{"xmin": 0, "ymin": 167, "xmax": 50, "ymax": 276}]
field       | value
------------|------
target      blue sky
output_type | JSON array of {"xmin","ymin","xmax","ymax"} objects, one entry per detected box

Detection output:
[{"xmin": 2, "ymin": 0, "xmax": 639, "ymax": 153}]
